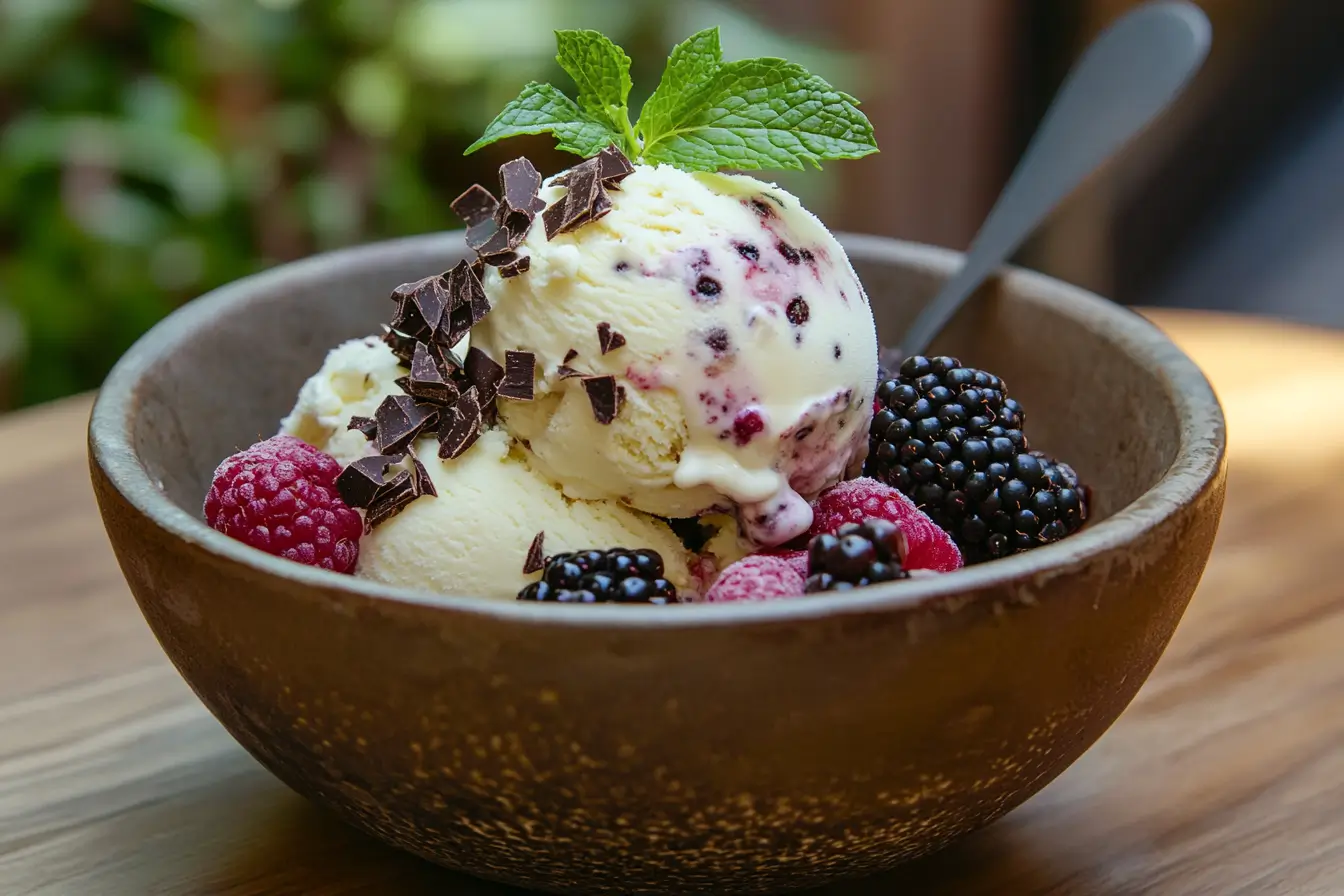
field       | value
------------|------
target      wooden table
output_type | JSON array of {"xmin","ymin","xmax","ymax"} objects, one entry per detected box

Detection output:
[{"xmin": 2, "ymin": 310, "xmax": 1341, "ymax": 895}]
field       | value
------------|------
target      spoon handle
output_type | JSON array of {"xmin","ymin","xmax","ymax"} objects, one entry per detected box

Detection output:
[{"xmin": 900, "ymin": 0, "xmax": 1211, "ymax": 356}]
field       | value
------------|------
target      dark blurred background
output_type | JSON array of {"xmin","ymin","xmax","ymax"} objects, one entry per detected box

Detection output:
[{"xmin": 1, "ymin": 0, "xmax": 1341, "ymax": 411}]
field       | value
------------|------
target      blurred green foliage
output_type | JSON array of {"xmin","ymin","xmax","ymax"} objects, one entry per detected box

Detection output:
[{"xmin": 0, "ymin": 0, "xmax": 854, "ymax": 408}]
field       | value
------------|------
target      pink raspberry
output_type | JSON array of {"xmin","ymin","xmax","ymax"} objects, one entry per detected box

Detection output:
[
  {"xmin": 761, "ymin": 549, "xmax": 809, "ymax": 578},
  {"xmin": 204, "ymin": 435, "xmax": 361, "ymax": 573},
  {"xmin": 705, "ymin": 554, "xmax": 806, "ymax": 603},
  {"xmin": 809, "ymin": 477, "xmax": 962, "ymax": 572}
]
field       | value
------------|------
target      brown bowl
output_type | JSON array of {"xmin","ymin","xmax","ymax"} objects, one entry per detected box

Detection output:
[{"xmin": 89, "ymin": 234, "xmax": 1226, "ymax": 894}]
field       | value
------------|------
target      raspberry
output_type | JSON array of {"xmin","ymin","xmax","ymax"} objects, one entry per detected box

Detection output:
[
  {"xmin": 204, "ymin": 435, "xmax": 361, "ymax": 573},
  {"xmin": 809, "ymin": 477, "xmax": 962, "ymax": 572},
  {"xmin": 705, "ymin": 554, "xmax": 806, "ymax": 603},
  {"xmin": 761, "ymin": 549, "xmax": 809, "ymax": 578}
]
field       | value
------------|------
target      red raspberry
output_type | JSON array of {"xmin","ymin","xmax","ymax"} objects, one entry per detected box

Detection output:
[
  {"xmin": 809, "ymin": 478, "xmax": 962, "ymax": 572},
  {"xmin": 204, "ymin": 435, "xmax": 361, "ymax": 573},
  {"xmin": 705, "ymin": 554, "xmax": 806, "ymax": 603},
  {"xmin": 761, "ymin": 548, "xmax": 809, "ymax": 578}
]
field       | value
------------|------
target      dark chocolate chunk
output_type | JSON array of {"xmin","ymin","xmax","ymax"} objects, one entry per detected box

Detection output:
[
  {"xmin": 451, "ymin": 184, "xmax": 498, "ymax": 227},
  {"xmin": 374, "ymin": 393, "xmax": 439, "ymax": 455},
  {"xmin": 444, "ymin": 304, "xmax": 474, "ymax": 349},
  {"xmin": 465, "ymin": 346, "xmax": 504, "ymax": 407},
  {"xmin": 595, "ymin": 145, "xmax": 635, "ymax": 188},
  {"xmin": 438, "ymin": 387, "xmax": 483, "ymax": 459},
  {"xmin": 410, "ymin": 454, "xmax": 437, "ymax": 498},
  {"xmin": 390, "ymin": 275, "xmax": 449, "ymax": 339},
  {"xmin": 542, "ymin": 157, "xmax": 604, "ymax": 239},
  {"xmin": 500, "ymin": 350, "xmax": 535, "ymax": 401},
  {"xmin": 497, "ymin": 254, "xmax": 531, "ymax": 278},
  {"xmin": 582, "ymin": 374, "xmax": 622, "ymax": 425},
  {"xmin": 495, "ymin": 157, "xmax": 544, "ymax": 237},
  {"xmin": 597, "ymin": 321, "xmax": 626, "ymax": 354},
  {"xmin": 523, "ymin": 531, "xmax": 546, "ymax": 574},
  {"xmin": 336, "ymin": 453, "xmax": 403, "ymax": 509},
  {"xmin": 405, "ymin": 341, "xmax": 459, "ymax": 405},
  {"xmin": 444, "ymin": 260, "xmax": 489, "ymax": 341},
  {"xmin": 381, "ymin": 325, "xmax": 418, "ymax": 365},
  {"xmin": 426, "ymin": 333, "xmax": 464, "ymax": 377},
  {"xmin": 563, "ymin": 348, "xmax": 578, "ymax": 364},
  {"xmin": 347, "ymin": 416, "xmax": 378, "ymax": 440},
  {"xmin": 466, "ymin": 217, "xmax": 512, "ymax": 257},
  {"xmin": 556, "ymin": 365, "xmax": 583, "ymax": 379},
  {"xmin": 364, "ymin": 469, "xmax": 417, "ymax": 531}
]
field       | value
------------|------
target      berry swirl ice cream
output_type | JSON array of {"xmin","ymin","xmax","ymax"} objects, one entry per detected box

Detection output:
[{"xmin": 474, "ymin": 163, "xmax": 877, "ymax": 544}]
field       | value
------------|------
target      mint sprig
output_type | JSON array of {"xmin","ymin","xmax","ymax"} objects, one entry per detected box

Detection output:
[{"xmin": 465, "ymin": 27, "xmax": 878, "ymax": 172}]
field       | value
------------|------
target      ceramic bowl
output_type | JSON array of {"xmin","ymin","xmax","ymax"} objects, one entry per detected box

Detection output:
[{"xmin": 89, "ymin": 234, "xmax": 1226, "ymax": 895}]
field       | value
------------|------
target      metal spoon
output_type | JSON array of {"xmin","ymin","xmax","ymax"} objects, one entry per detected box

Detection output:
[{"xmin": 900, "ymin": 0, "xmax": 1212, "ymax": 356}]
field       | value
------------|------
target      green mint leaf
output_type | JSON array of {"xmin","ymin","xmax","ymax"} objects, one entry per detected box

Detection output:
[
  {"xmin": 555, "ymin": 29, "xmax": 633, "ymax": 145},
  {"xmin": 464, "ymin": 82, "xmax": 621, "ymax": 158},
  {"xmin": 640, "ymin": 57, "xmax": 878, "ymax": 172},
  {"xmin": 635, "ymin": 27, "xmax": 723, "ymax": 144}
]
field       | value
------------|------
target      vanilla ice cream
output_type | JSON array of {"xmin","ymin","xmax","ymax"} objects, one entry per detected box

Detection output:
[
  {"xmin": 473, "ymin": 164, "xmax": 877, "ymax": 545},
  {"xmin": 280, "ymin": 338, "xmax": 747, "ymax": 599},
  {"xmin": 280, "ymin": 335, "xmax": 409, "ymax": 466}
]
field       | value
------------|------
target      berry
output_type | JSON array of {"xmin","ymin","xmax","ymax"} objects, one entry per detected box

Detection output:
[
  {"xmin": 809, "ymin": 478, "xmax": 962, "ymax": 572},
  {"xmin": 865, "ymin": 355, "xmax": 1089, "ymax": 564},
  {"xmin": 204, "ymin": 435, "xmax": 361, "ymax": 572},
  {"xmin": 705, "ymin": 554, "xmax": 806, "ymax": 603},
  {"xmin": 760, "ymin": 548, "xmax": 810, "ymax": 578},
  {"xmin": 519, "ymin": 548, "xmax": 677, "ymax": 604},
  {"xmin": 805, "ymin": 519, "xmax": 910, "ymax": 592}
]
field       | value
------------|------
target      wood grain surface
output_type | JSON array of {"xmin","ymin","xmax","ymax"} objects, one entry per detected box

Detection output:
[{"xmin": 1, "ymin": 310, "xmax": 1340, "ymax": 896}]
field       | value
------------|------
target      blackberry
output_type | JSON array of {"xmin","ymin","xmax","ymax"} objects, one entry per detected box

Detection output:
[
  {"xmin": 519, "ymin": 548, "xmax": 678, "ymax": 604},
  {"xmin": 805, "ymin": 519, "xmax": 910, "ymax": 593},
  {"xmin": 865, "ymin": 355, "xmax": 1089, "ymax": 564}
]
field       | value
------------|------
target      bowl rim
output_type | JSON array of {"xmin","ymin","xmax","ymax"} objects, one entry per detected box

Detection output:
[{"xmin": 90, "ymin": 232, "xmax": 1226, "ymax": 629}]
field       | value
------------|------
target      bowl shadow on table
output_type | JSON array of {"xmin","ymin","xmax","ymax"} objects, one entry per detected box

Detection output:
[{"xmin": 204, "ymin": 770, "xmax": 527, "ymax": 894}]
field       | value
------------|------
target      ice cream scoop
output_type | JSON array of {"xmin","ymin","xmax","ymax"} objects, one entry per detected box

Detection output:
[
  {"xmin": 473, "ymin": 164, "xmax": 877, "ymax": 546},
  {"xmin": 280, "ymin": 338, "xmax": 750, "ymax": 598}
]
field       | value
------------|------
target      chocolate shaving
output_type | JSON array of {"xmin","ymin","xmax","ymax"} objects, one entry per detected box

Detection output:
[
  {"xmin": 389, "ymin": 275, "xmax": 449, "ymax": 340},
  {"xmin": 426, "ymin": 334, "xmax": 464, "ymax": 376},
  {"xmin": 500, "ymin": 350, "xmax": 535, "ymax": 401},
  {"xmin": 444, "ymin": 260, "xmax": 489, "ymax": 345},
  {"xmin": 374, "ymin": 394, "xmax": 439, "ymax": 455},
  {"xmin": 497, "ymin": 254, "xmax": 531, "ymax": 278},
  {"xmin": 543, "ymin": 156, "xmax": 605, "ymax": 239},
  {"xmin": 381, "ymin": 325, "xmax": 418, "ymax": 365},
  {"xmin": 336, "ymin": 453, "xmax": 404, "ymax": 509},
  {"xmin": 563, "ymin": 348, "xmax": 578, "ymax": 364},
  {"xmin": 451, "ymin": 184, "xmax": 498, "ymax": 227},
  {"xmin": 556, "ymin": 365, "xmax": 584, "ymax": 379},
  {"xmin": 523, "ymin": 531, "xmax": 546, "ymax": 574},
  {"xmin": 595, "ymin": 145, "xmax": 634, "ymax": 188},
  {"xmin": 465, "ymin": 346, "xmax": 504, "ymax": 409},
  {"xmin": 404, "ymin": 341, "xmax": 459, "ymax": 405},
  {"xmin": 438, "ymin": 387, "xmax": 483, "ymax": 459},
  {"xmin": 467, "ymin": 217, "xmax": 512, "ymax": 257},
  {"xmin": 495, "ymin": 157, "xmax": 543, "ymax": 236},
  {"xmin": 364, "ymin": 469, "xmax": 417, "ymax": 531},
  {"xmin": 347, "ymin": 416, "xmax": 378, "ymax": 440},
  {"xmin": 581, "ymin": 374, "xmax": 622, "ymax": 425},
  {"xmin": 410, "ymin": 454, "xmax": 437, "ymax": 498},
  {"xmin": 597, "ymin": 322, "xmax": 626, "ymax": 354}
]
